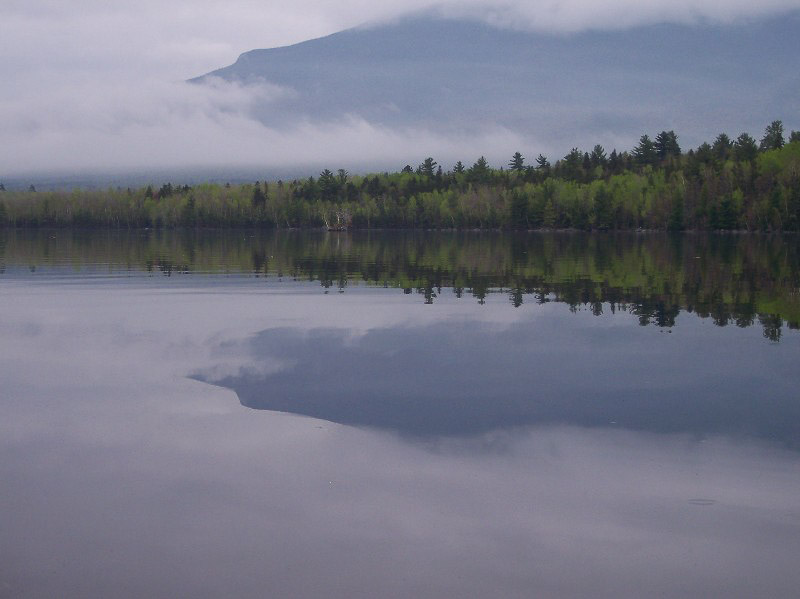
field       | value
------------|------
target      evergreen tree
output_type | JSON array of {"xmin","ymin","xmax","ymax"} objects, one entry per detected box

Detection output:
[
  {"xmin": 561, "ymin": 148, "xmax": 583, "ymax": 181},
  {"xmin": 158, "ymin": 183, "xmax": 174, "ymax": 198},
  {"xmin": 790, "ymin": 131, "xmax": 800, "ymax": 144},
  {"xmin": 419, "ymin": 157, "xmax": 438, "ymax": 177},
  {"xmin": 508, "ymin": 152, "xmax": 525, "ymax": 171},
  {"xmin": 695, "ymin": 142, "xmax": 713, "ymax": 164},
  {"xmin": 760, "ymin": 120, "xmax": 785, "ymax": 151},
  {"xmin": 633, "ymin": 135, "xmax": 658, "ymax": 166},
  {"xmin": 668, "ymin": 192, "xmax": 684, "ymax": 231},
  {"xmin": 712, "ymin": 133, "xmax": 732, "ymax": 161},
  {"xmin": 734, "ymin": 133, "xmax": 758, "ymax": 162},
  {"xmin": 655, "ymin": 131, "xmax": 681, "ymax": 159},
  {"xmin": 252, "ymin": 181, "xmax": 266, "ymax": 208},
  {"xmin": 590, "ymin": 145, "xmax": 607, "ymax": 168},
  {"xmin": 535, "ymin": 154, "xmax": 550, "ymax": 170},
  {"xmin": 453, "ymin": 161, "xmax": 465, "ymax": 174},
  {"xmin": 510, "ymin": 189, "xmax": 528, "ymax": 228},
  {"xmin": 468, "ymin": 157, "xmax": 491, "ymax": 183},
  {"xmin": 318, "ymin": 169, "xmax": 338, "ymax": 201},
  {"xmin": 608, "ymin": 149, "xmax": 621, "ymax": 173},
  {"xmin": 593, "ymin": 186, "xmax": 612, "ymax": 229}
]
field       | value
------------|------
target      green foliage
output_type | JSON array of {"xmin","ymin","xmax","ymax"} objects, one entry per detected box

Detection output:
[
  {"xmin": 655, "ymin": 130, "xmax": 681, "ymax": 159},
  {"xmin": 3, "ymin": 121, "xmax": 797, "ymax": 231},
  {"xmin": 508, "ymin": 152, "xmax": 525, "ymax": 172},
  {"xmin": 633, "ymin": 135, "xmax": 658, "ymax": 166},
  {"xmin": 712, "ymin": 133, "xmax": 732, "ymax": 161},
  {"xmin": 5, "ymin": 229, "xmax": 798, "ymax": 335},
  {"xmin": 419, "ymin": 157, "xmax": 437, "ymax": 177},
  {"xmin": 535, "ymin": 154, "xmax": 550, "ymax": 170},
  {"xmin": 734, "ymin": 133, "xmax": 758, "ymax": 162},
  {"xmin": 760, "ymin": 120, "xmax": 785, "ymax": 151}
]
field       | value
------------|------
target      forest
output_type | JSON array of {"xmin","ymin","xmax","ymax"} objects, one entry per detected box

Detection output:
[
  {"xmin": 3, "ymin": 229, "xmax": 799, "ymax": 340},
  {"xmin": 1, "ymin": 121, "xmax": 799, "ymax": 231}
]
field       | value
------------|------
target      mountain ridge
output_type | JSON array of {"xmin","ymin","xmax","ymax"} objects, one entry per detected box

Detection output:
[{"xmin": 193, "ymin": 13, "xmax": 800, "ymax": 153}]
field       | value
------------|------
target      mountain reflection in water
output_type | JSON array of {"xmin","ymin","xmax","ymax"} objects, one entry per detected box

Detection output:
[
  {"xmin": 2, "ymin": 258, "xmax": 800, "ymax": 598},
  {"xmin": 197, "ymin": 312, "xmax": 800, "ymax": 444}
]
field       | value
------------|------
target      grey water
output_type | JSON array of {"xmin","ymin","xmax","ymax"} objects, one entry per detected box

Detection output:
[{"xmin": 1, "ymin": 230, "xmax": 799, "ymax": 598}]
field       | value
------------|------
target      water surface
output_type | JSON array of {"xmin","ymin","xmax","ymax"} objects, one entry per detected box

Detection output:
[{"xmin": 1, "ymin": 230, "xmax": 799, "ymax": 598}]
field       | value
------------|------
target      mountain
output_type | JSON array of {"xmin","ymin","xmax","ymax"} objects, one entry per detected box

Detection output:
[{"xmin": 193, "ymin": 13, "xmax": 800, "ymax": 154}]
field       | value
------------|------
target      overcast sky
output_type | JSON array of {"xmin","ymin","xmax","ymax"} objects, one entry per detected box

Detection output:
[{"xmin": 2, "ymin": 0, "xmax": 799, "ymax": 178}]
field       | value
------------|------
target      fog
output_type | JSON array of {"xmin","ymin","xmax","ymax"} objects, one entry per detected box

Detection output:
[
  {"xmin": 0, "ymin": 74, "xmax": 530, "ymax": 175},
  {"xmin": 1, "ymin": 0, "xmax": 799, "ymax": 178}
]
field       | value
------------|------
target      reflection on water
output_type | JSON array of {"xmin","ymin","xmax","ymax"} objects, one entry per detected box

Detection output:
[
  {"xmin": 1, "ymin": 235, "xmax": 800, "ymax": 598},
  {"xmin": 2, "ymin": 229, "xmax": 799, "ymax": 339},
  {"xmin": 197, "ymin": 314, "xmax": 800, "ymax": 444}
]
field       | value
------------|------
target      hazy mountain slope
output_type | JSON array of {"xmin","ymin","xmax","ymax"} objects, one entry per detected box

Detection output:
[{"xmin": 193, "ymin": 13, "xmax": 800, "ymax": 151}]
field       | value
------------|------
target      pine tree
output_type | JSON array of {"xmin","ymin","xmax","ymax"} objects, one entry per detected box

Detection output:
[
  {"xmin": 593, "ymin": 186, "xmax": 612, "ymax": 229},
  {"xmin": 590, "ymin": 145, "xmax": 607, "ymax": 168},
  {"xmin": 510, "ymin": 189, "xmax": 528, "ymax": 228},
  {"xmin": 535, "ymin": 154, "xmax": 549, "ymax": 169},
  {"xmin": 469, "ymin": 157, "xmax": 491, "ymax": 183},
  {"xmin": 419, "ymin": 157, "xmax": 437, "ymax": 177},
  {"xmin": 633, "ymin": 135, "xmax": 658, "ymax": 166},
  {"xmin": 734, "ymin": 133, "xmax": 758, "ymax": 162},
  {"xmin": 654, "ymin": 131, "xmax": 681, "ymax": 160},
  {"xmin": 508, "ymin": 152, "xmax": 525, "ymax": 172},
  {"xmin": 712, "ymin": 133, "xmax": 732, "ymax": 161},
  {"xmin": 252, "ymin": 181, "xmax": 266, "ymax": 207},
  {"xmin": 760, "ymin": 120, "xmax": 785, "ymax": 151}
]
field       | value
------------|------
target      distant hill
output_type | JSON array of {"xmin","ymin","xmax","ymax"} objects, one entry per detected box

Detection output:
[{"xmin": 193, "ymin": 13, "xmax": 800, "ymax": 153}]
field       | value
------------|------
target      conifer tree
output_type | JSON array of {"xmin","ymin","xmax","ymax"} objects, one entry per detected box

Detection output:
[
  {"xmin": 633, "ymin": 135, "xmax": 658, "ymax": 165},
  {"xmin": 760, "ymin": 120, "xmax": 785, "ymax": 151},
  {"xmin": 508, "ymin": 152, "xmax": 525, "ymax": 171}
]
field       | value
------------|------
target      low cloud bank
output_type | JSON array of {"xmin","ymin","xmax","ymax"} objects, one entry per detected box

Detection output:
[
  {"xmin": 0, "ymin": 76, "xmax": 531, "ymax": 176},
  {"xmin": 435, "ymin": 0, "xmax": 800, "ymax": 32},
  {"xmin": 2, "ymin": 1, "xmax": 798, "ymax": 178}
]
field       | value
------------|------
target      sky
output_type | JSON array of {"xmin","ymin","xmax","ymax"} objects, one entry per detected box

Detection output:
[{"xmin": 2, "ymin": 0, "xmax": 800, "ymax": 179}]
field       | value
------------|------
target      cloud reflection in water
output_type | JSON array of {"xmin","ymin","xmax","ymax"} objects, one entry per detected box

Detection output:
[{"xmin": 2, "ymin": 281, "xmax": 800, "ymax": 597}]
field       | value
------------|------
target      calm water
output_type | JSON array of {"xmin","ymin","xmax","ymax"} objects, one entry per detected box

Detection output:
[{"xmin": 1, "ymin": 230, "xmax": 799, "ymax": 598}]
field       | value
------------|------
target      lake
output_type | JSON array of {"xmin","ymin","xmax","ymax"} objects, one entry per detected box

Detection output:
[{"xmin": 1, "ymin": 230, "xmax": 799, "ymax": 598}]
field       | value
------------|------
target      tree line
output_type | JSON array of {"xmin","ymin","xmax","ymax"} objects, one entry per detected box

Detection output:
[
  {"xmin": 3, "ymin": 229, "xmax": 798, "ymax": 339},
  {"xmin": 1, "ymin": 120, "xmax": 799, "ymax": 231}
]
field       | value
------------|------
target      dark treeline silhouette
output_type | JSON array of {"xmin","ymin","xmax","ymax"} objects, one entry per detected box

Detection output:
[
  {"xmin": 1, "ymin": 121, "xmax": 799, "ymax": 230},
  {"xmin": 3, "ymin": 229, "xmax": 798, "ymax": 340}
]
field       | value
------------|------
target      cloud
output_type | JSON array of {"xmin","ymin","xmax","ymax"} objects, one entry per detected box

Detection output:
[
  {"xmin": 1, "ymin": 1, "xmax": 798, "ymax": 177},
  {"xmin": 0, "ymin": 72, "xmax": 531, "ymax": 175},
  {"xmin": 4, "ymin": 1, "xmax": 800, "ymax": 81},
  {"xmin": 434, "ymin": 0, "xmax": 800, "ymax": 32}
]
